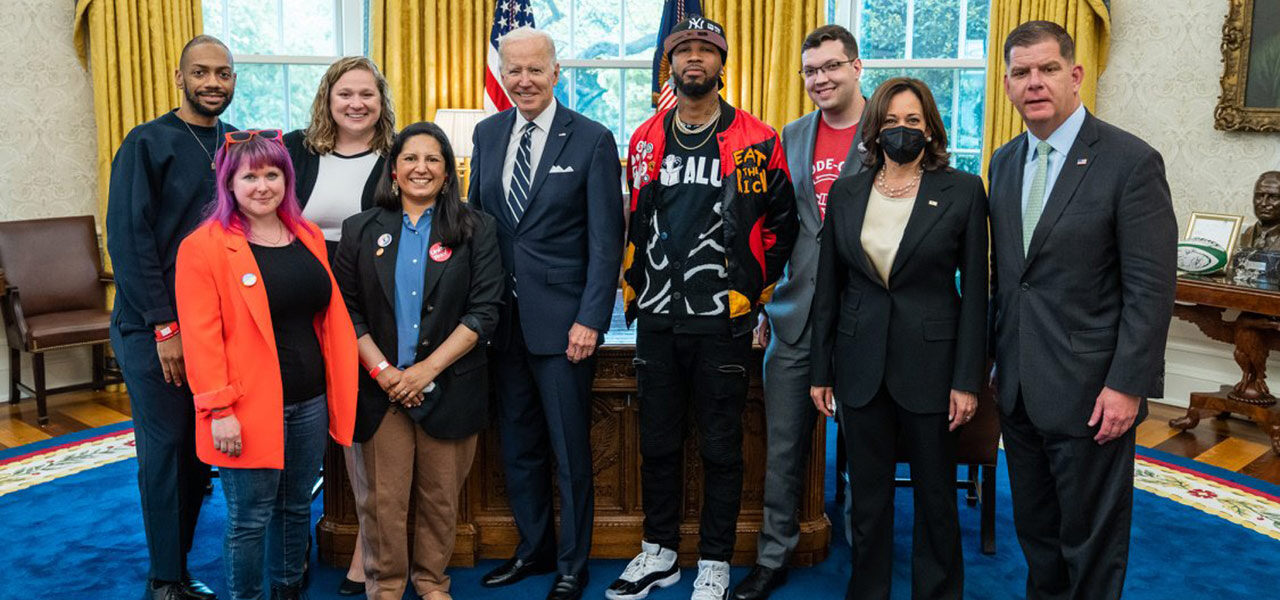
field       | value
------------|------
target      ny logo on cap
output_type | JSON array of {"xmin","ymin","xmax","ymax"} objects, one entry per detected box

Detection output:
[{"xmin": 689, "ymin": 17, "xmax": 705, "ymax": 29}]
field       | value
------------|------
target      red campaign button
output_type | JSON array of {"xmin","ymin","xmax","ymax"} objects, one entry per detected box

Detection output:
[{"xmin": 429, "ymin": 243, "xmax": 452, "ymax": 262}]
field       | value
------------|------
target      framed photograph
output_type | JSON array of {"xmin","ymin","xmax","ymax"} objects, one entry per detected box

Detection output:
[
  {"xmin": 1215, "ymin": 0, "xmax": 1280, "ymax": 132},
  {"xmin": 1185, "ymin": 212, "xmax": 1245, "ymax": 257}
]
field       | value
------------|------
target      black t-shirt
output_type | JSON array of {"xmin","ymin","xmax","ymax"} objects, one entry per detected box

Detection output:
[
  {"xmin": 638, "ymin": 123, "xmax": 729, "ymax": 333},
  {"xmin": 250, "ymin": 239, "xmax": 331, "ymax": 403}
]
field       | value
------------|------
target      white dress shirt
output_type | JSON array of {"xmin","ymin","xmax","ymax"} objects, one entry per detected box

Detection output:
[
  {"xmin": 1021, "ymin": 103, "xmax": 1086, "ymax": 216},
  {"xmin": 502, "ymin": 98, "xmax": 558, "ymax": 199}
]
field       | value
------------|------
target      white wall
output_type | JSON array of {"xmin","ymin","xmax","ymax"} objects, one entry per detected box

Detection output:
[
  {"xmin": 1096, "ymin": 0, "xmax": 1280, "ymax": 405},
  {"xmin": 0, "ymin": 0, "xmax": 100, "ymax": 390}
]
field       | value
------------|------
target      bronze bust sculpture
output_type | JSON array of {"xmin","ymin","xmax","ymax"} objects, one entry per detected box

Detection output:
[{"xmin": 1239, "ymin": 171, "xmax": 1280, "ymax": 250}]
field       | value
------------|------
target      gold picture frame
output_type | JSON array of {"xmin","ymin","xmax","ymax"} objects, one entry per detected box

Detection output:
[
  {"xmin": 1185, "ymin": 212, "xmax": 1245, "ymax": 258},
  {"xmin": 1214, "ymin": 0, "xmax": 1280, "ymax": 132}
]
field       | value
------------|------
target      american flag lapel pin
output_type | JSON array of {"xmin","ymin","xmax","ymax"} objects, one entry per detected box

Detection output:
[
  {"xmin": 928, "ymin": 200, "xmax": 938, "ymax": 206},
  {"xmin": 1077, "ymin": 158, "xmax": 1088, "ymax": 166}
]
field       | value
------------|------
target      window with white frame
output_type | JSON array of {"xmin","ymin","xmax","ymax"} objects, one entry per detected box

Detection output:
[
  {"xmin": 532, "ymin": 0, "xmax": 664, "ymax": 156},
  {"xmin": 203, "ymin": 0, "xmax": 369, "ymax": 132},
  {"xmin": 837, "ymin": 0, "xmax": 989, "ymax": 174}
]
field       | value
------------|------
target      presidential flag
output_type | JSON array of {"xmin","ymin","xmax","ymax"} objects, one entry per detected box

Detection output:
[
  {"xmin": 485, "ymin": 0, "xmax": 536, "ymax": 113},
  {"xmin": 651, "ymin": 0, "xmax": 703, "ymax": 110}
]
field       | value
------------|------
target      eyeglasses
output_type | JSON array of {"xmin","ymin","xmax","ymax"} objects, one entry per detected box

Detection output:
[
  {"xmin": 799, "ymin": 59, "xmax": 857, "ymax": 79},
  {"xmin": 224, "ymin": 129, "xmax": 284, "ymax": 145}
]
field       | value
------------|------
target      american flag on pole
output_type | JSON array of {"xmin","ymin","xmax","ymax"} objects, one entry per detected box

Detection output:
[
  {"xmin": 651, "ymin": 0, "xmax": 703, "ymax": 110},
  {"xmin": 485, "ymin": 0, "xmax": 536, "ymax": 114}
]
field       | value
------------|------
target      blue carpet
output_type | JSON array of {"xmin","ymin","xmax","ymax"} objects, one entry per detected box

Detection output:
[{"xmin": 1, "ymin": 421, "xmax": 1276, "ymax": 600}]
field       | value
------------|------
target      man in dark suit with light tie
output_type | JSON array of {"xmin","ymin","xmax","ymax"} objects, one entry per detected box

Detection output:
[
  {"xmin": 467, "ymin": 26, "xmax": 625, "ymax": 600},
  {"xmin": 988, "ymin": 21, "xmax": 1177, "ymax": 600}
]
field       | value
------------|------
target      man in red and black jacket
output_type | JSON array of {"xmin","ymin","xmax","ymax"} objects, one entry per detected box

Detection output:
[{"xmin": 608, "ymin": 16, "xmax": 797, "ymax": 600}]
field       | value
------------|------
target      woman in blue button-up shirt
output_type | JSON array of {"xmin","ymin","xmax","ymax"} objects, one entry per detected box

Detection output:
[{"xmin": 332, "ymin": 121, "xmax": 505, "ymax": 600}]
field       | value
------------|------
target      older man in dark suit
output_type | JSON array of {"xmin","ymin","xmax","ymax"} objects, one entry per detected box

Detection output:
[
  {"xmin": 987, "ymin": 21, "xmax": 1177, "ymax": 600},
  {"xmin": 466, "ymin": 26, "xmax": 625, "ymax": 600}
]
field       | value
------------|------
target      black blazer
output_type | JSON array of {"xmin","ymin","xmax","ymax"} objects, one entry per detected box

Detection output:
[
  {"xmin": 810, "ymin": 167, "xmax": 988, "ymax": 413},
  {"xmin": 987, "ymin": 111, "xmax": 1177, "ymax": 437},
  {"xmin": 332, "ymin": 206, "xmax": 505, "ymax": 442},
  {"xmin": 284, "ymin": 129, "xmax": 385, "ymax": 211}
]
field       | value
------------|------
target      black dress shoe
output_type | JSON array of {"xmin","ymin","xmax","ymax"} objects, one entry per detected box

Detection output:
[
  {"xmin": 547, "ymin": 572, "xmax": 589, "ymax": 600},
  {"xmin": 180, "ymin": 574, "xmax": 216, "ymax": 600},
  {"xmin": 482, "ymin": 556, "xmax": 557, "ymax": 587},
  {"xmin": 269, "ymin": 583, "xmax": 302, "ymax": 600},
  {"xmin": 337, "ymin": 577, "xmax": 365, "ymax": 596},
  {"xmin": 730, "ymin": 565, "xmax": 787, "ymax": 600}
]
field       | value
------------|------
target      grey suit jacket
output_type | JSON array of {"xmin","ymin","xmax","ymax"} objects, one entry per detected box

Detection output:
[
  {"xmin": 987, "ymin": 111, "xmax": 1177, "ymax": 437},
  {"xmin": 769, "ymin": 110, "xmax": 869, "ymax": 346}
]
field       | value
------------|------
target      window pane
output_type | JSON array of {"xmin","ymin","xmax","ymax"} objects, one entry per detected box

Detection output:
[
  {"xmin": 623, "ymin": 68, "xmax": 654, "ymax": 155},
  {"xmin": 281, "ymin": 0, "xmax": 338, "ymax": 56},
  {"xmin": 954, "ymin": 151, "xmax": 980, "ymax": 174},
  {"xmin": 205, "ymin": 0, "xmax": 226, "ymax": 39},
  {"xmin": 859, "ymin": 0, "xmax": 907, "ymax": 59},
  {"xmin": 912, "ymin": 0, "xmax": 959, "ymax": 59},
  {"xmin": 860, "ymin": 67, "xmax": 896, "ymax": 99},
  {"xmin": 553, "ymin": 66, "xmax": 572, "ymax": 107},
  {"xmin": 574, "ymin": 68, "xmax": 623, "ymax": 144},
  {"xmin": 226, "ymin": 0, "xmax": 280, "ymax": 54},
  {"xmin": 573, "ymin": 0, "xmax": 621, "ymax": 59},
  {"xmin": 956, "ymin": 68, "xmax": 984, "ymax": 151},
  {"xmin": 965, "ymin": 0, "xmax": 989, "ymax": 59},
  {"xmin": 287, "ymin": 64, "xmax": 330, "ymax": 131},
  {"xmin": 225, "ymin": 63, "xmax": 286, "ymax": 130},
  {"xmin": 532, "ymin": 0, "xmax": 571, "ymax": 57},
  {"xmin": 624, "ymin": 1, "xmax": 664, "ymax": 60}
]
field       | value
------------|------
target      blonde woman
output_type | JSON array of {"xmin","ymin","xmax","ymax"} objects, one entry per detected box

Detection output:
[{"xmin": 283, "ymin": 55, "xmax": 396, "ymax": 596}]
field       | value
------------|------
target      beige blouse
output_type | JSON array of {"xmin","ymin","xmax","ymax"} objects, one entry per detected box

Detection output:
[{"xmin": 860, "ymin": 186, "xmax": 916, "ymax": 284}]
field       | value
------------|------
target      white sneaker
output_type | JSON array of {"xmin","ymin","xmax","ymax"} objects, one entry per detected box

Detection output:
[
  {"xmin": 690, "ymin": 560, "xmax": 730, "ymax": 600},
  {"xmin": 605, "ymin": 541, "xmax": 681, "ymax": 600}
]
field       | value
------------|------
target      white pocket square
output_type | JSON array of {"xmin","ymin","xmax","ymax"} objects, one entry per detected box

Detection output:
[{"xmin": 549, "ymin": 165, "xmax": 574, "ymax": 174}]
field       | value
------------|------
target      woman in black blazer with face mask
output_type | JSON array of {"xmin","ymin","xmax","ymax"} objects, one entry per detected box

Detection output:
[{"xmin": 808, "ymin": 77, "xmax": 988, "ymax": 600}]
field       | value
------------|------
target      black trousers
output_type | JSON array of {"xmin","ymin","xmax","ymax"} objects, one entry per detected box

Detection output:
[
  {"xmin": 492, "ymin": 308, "xmax": 596, "ymax": 576},
  {"xmin": 1002, "ymin": 395, "xmax": 1136, "ymax": 600},
  {"xmin": 841, "ymin": 384, "xmax": 962, "ymax": 600},
  {"xmin": 634, "ymin": 327, "xmax": 751, "ymax": 561},
  {"xmin": 110, "ymin": 314, "xmax": 212, "ymax": 583}
]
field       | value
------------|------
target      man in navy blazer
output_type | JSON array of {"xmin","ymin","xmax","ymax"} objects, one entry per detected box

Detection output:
[
  {"xmin": 467, "ymin": 26, "xmax": 625, "ymax": 600},
  {"xmin": 988, "ymin": 22, "xmax": 1176, "ymax": 600}
]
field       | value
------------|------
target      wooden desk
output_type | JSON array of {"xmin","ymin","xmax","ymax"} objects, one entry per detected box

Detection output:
[
  {"xmin": 1168, "ymin": 277, "xmax": 1280, "ymax": 454},
  {"xmin": 315, "ymin": 336, "xmax": 831, "ymax": 568}
]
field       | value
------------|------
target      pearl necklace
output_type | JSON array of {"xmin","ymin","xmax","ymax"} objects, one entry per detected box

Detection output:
[{"xmin": 875, "ymin": 166, "xmax": 923, "ymax": 198}]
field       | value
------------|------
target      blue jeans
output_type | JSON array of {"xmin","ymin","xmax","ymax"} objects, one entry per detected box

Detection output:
[{"xmin": 220, "ymin": 395, "xmax": 328, "ymax": 600}]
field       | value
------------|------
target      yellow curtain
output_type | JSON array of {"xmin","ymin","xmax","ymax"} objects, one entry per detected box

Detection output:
[
  {"xmin": 980, "ymin": 0, "xmax": 1110, "ymax": 177},
  {"xmin": 371, "ymin": 0, "xmax": 493, "ymax": 124},
  {"xmin": 704, "ymin": 0, "xmax": 826, "ymax": 131},
  {"xmin": 73, "ymin": 0, "xmax": 202, "ymax": 222}
]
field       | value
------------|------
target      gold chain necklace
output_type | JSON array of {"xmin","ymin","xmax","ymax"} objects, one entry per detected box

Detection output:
[{"xmin": 669, "ymin": 108, "xmax": 719, "ymax": 151}]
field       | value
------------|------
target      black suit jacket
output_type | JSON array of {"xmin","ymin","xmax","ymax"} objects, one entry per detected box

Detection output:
[
  {"xmin": 987, "ymin": 111, "xmax": 1177, "ymax": 437},
  {"xmin": 810, "ymin": 167, "xmax": 988, "ymax": 413},
  {"xmin": 284, "ymin": 130, "xmax": 384, "ymax": 211},
  {"xmin": 332, "ymin": 207, "xmax": 505, "ymax": 442},
  {"xmin": 467, "ymin": 104, "xmax": 625, "ymax": 355}
]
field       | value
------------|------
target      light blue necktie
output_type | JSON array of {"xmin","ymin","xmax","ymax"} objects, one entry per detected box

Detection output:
[
  {"xmin": 506, "ymin": 121, "xmax": 536, "ymax": 223},
  {"xmin": 1023, "ymin": 141, "xmax": 1053, "ymax": 256}
]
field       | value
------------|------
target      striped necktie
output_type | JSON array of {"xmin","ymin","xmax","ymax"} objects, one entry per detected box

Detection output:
[
  {"xmin": 1023, "ymin": 140, "xmax": 1053, "ymax": 256},
  {"xmin": 506, "ymin": 121, "xmax": 536, "ymax": 224}
]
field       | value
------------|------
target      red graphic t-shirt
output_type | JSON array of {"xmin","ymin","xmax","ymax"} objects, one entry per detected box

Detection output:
[{"xmin": 811, "ymin": 118, "xmax": 859, "ymax": 220}]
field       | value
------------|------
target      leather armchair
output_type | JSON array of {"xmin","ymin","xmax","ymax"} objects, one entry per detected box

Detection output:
[{"xmin": 0, "ymin": 216, "xmax": 120, "ymax": 425}]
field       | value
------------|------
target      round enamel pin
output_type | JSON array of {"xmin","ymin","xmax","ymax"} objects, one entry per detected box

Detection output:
[
  {"xmin": 429, "ymin": 243, "xmax": 452, "ymax": 262},
  {"xmin": 242, "ymin": 273, "xmax": 257, "ymax": 287},
  {"xmin": 377, "ymin": 233, "xmax": 392, "ymax": 248}
]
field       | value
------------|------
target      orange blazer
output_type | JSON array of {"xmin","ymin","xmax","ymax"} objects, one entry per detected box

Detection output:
[{"xmin": 175, "ymin": 219, "xmax": 358, "ymax": 469}]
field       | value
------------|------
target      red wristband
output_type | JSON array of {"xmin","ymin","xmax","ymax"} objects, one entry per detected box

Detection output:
[
  {"xmin": 369, "ymin": 360, "xmax": 391, "ymax": 379},
  {"xmin": 155, "ymin": 322, "xmax": 179, "ymax": 342}
]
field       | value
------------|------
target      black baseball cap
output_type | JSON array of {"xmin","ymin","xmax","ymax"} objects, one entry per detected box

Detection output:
[{"xmin": 664, "ymin": 16, "xmax": 729, "ymax": 59}]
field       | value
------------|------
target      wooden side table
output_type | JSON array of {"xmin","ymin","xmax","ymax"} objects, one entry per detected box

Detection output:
[{"xmin": 1168, "ymin": 277, "xmax": 1280, "ymax": 454}]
